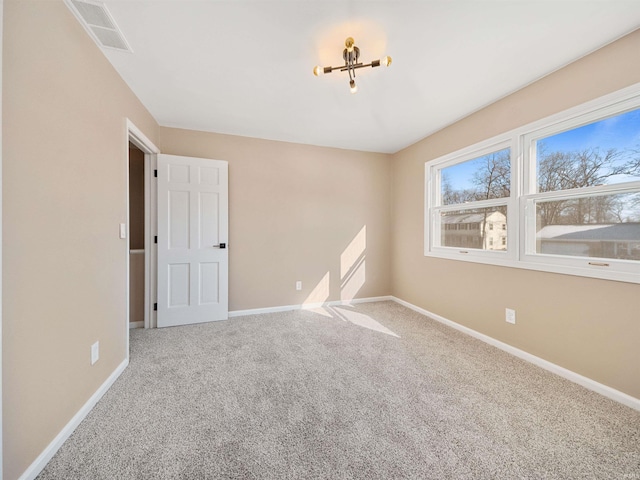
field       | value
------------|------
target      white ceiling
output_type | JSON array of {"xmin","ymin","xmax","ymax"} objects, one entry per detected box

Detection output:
[{"xmin": 91, "ymin": 1, "xmax": 640, "ymax": 154}]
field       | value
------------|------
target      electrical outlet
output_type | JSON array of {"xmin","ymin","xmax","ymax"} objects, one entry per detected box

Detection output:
[
  {"xmin": 295, "ymin": 281, "xmax": 302, "ymax": 291},
  {"xmin": 91, "ymin": 341, "xmax": 100, "ymax": 365},
  {"xmin": 505, "ymin": 308, "xmax": 516, "ymax": 325}
]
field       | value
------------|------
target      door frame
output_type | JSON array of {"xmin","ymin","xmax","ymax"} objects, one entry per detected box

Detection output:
[
  {"xmin": 1, "ymin": 2, "xmax": 5, "ymax": 475},
  {"xmin": 126, "ymin": 120, "xmax": 160, "ymax": 350}
]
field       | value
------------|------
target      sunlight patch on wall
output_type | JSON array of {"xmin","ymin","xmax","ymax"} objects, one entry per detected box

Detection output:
[
  {"xmin": 341, "ymin": 257, "xmax": 365, "ymax": 302},
  {"xmin": 341, "ymin": 226, "xmax": 366, "ymax": 279},
  {"xmin": 341, "ymin": 225, "xmax": 366, "ymax": 302},
  {"xmin": 303, "ymin": 271, "xmax": 330, "ymax": 307}
]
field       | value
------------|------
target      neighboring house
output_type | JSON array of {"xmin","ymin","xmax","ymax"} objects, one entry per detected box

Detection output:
[
  {"xmin": 537, "ymin": 223, "xmax": 640, "ymax": 260},
  {"xmin": 442, "ymin": 211, "xmax": 507, "ymax": 250}
]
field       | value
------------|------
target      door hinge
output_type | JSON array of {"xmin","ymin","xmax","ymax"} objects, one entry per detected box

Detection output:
[
  {"xmin": 154, "ymin": 235, "xmax": 158, "ymax": 244},
  {"xmin": 154, "ymin": 303, "xmax": 157, "ymax": 311},
  {"xmin": 154, "ymin": 169, "xmax": 158, "ymax": 178}
]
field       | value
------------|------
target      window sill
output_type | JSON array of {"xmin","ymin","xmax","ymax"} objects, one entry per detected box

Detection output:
[{"xmin": 424, "ymin": 249, "xmax": 640, "ymax": 284}]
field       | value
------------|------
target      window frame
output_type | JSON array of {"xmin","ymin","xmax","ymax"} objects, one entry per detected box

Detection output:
[
  {"xmin": 424, "ymin": 82, "xmax": 640, "ymax": 284},
  {"xmin": 425, "ymin": 136, "xmax": 518, "ymax": 265}
]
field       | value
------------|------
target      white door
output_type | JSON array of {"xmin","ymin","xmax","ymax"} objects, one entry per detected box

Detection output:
[{"xmin": 157, "ymin": 154, "xmax": 228, "ymax": 327}]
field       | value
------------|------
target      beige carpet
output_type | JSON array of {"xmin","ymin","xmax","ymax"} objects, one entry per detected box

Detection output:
[{"xmin": 38, "ymin": 301, "xmax": 640, "ymax": 479}]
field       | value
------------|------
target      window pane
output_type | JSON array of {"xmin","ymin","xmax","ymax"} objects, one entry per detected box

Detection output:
[
  {"xmin": 536, "ymin": 108, "xmax": 640, "ymax": 193},
  {"xmin": 440, "ymin": 148, "xmax": 510, "ymax": 205},
  {"xmin": 441, "ymin": 207, "xmax": 507, "ymax": 250},
  {"xmin": 536, "ymin": 192, "xmax": 640, "ymax": 260}
]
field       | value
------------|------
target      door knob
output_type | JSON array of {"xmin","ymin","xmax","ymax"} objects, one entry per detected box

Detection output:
[{"xmin": 213, "ymin": 243, "xmax": 226, "ymax": 249}]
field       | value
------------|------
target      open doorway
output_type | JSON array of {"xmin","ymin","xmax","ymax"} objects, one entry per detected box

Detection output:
[
  {"xmin": 126, "ymin": 120, "xmax": 160, "ymax": 351},
  {"xmin": 129, "ymin": 142, "xmax": 145, "ymax": 329}
]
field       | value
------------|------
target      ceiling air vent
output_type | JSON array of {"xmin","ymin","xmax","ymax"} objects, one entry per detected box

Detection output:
[{"xmin": 65, "ymin": 0, "xmax": 132, "ymax": 53}]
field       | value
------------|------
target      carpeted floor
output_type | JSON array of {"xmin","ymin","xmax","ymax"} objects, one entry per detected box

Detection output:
[{"xmin": 38, "ymin": 301, "xmax": 640, "ymax": 479}]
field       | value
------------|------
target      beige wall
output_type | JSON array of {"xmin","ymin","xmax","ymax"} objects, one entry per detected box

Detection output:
[
  {"xmin": 3, "ymin": 2, "xmax": 639, "ymax": 479},
  {"xmin": 391, "ymin": 29, "xmax": 640, "ymax": 399},
  {"xmin": 3, "ymin": 1, "xmax": 158, "ymax": 479},
  {"xmin": 159, "ymin": 128, "xmax": 392, "ymax": 311},
  {"xmin": 129, "ymin": 252, "xmax": 145, "ymax": 325}
]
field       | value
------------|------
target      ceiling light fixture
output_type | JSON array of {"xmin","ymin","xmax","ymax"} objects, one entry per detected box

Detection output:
[{"xmin": 313, "ymin": 37, "xmax": 392, "ymax": 94}]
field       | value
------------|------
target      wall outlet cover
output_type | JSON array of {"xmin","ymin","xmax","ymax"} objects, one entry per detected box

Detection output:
[{"xmin": 91, "ymin": 341, "xmax": 100, "ymax": 365}]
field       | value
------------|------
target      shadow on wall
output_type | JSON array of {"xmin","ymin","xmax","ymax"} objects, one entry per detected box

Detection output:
[{"xmin": 298, "ymin": 226, "xmax": 397, "ymax": 337}]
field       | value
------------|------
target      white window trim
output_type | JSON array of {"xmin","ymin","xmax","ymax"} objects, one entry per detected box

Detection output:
[
  {"xmin": 425, "ymin": 136, "xmax": 518, "ymax": 265},
  {"xmin": 425, "ymin": 82, "xmax": 640, "ymax": 284}
]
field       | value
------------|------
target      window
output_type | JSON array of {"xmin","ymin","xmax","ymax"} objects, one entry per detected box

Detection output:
[
  {"xmin": 522, "ymin": 104, "xmax": 640, "ymax": 277},
  {"xmin": 425, "ymin": 86, "xmax": 640, "ymax": 283},
  {"xmin": 428, "ymin": 144, "xmax": 512, "ymax": 255}
]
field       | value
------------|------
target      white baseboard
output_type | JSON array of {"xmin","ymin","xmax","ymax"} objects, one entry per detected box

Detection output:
[
  {"xmin": 390, "ymin": 296, "xmax": 640, "ymax": 412},
  {"xmin": 18, "ymin": 358, "xmax": 129, "ymax": 480},
  {"xmin": 129, "ymin": 321, "xmax": 144, "ymax": 329},
  {"xmin": 20, "ymin": 294, "xmax": 637, "ymax": 480},
  {"xmin": 229, "ymin": 296, "xmax": 393, "ymax": 318}
]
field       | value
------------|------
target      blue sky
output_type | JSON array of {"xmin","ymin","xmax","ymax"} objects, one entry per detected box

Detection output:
[
  {"xmin": 442, "ymin": 148, "xmax": 510, "ymax": 193},
  {"xmin": 541, "ymin": 108, "xmax": 640, "ymax": 153},
  {"xmin": 442, "ymin": 107, "xmax": 640, "ymax": 193}
]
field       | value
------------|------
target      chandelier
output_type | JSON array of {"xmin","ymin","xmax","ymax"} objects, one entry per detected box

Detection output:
[{"xmin": 313, "ymin": 37, "xmax": 392, "ymax": 94}]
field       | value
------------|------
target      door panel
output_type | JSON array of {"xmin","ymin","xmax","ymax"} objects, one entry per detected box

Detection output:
[
  {"xmin": 199, "ymin": 192, "xmax": 219, "ymax": 247},
  {"xmin": 169, "ymin": 190, "xmax": 189, "ymax": 249},
  {"xmin": 168, "ymin": 263, "xmax": 190, "ymax": 308},
  {"xmin": 157, "ymin": 154, "xmax": 228, "ymax": 327},
  {"xmin": 199, "ymin": 263, "xmax": 219, "ymax": 304}
]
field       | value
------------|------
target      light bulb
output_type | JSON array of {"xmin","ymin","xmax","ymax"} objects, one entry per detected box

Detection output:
[
  {"xmin": 350, "ymin": 79, "xmax": 358, "ymax": 94},
  {"xmin": 381, "ymin": 55, "xmax": 392, "ymax": 67},
  {"xmin": 313, "ymin": 65, "xmax": 324, "ymax": 76},
  {"xmin": 345, "ymin": 37, "xmax": 355, "ymax": 53}
]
